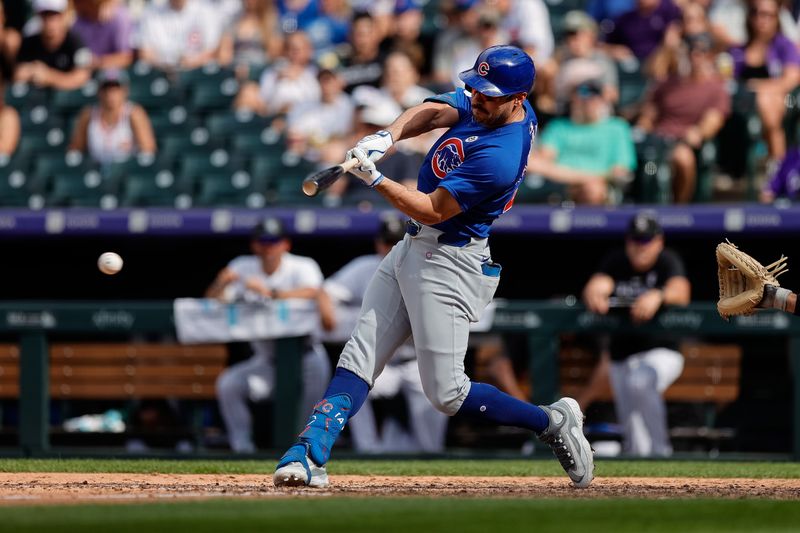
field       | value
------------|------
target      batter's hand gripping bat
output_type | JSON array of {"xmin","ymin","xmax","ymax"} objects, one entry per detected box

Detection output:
[{"xmin": 301, "ymin": 157, "xmax": 360, "ymax": 197}]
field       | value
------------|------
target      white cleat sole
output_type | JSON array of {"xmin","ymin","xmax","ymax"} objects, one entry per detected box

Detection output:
[{"xmin": 273, "ymin": 461, "xmax": 329, "ymax": 488}]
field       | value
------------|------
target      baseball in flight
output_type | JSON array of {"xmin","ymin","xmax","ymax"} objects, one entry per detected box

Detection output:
[{"xmin": 98, "ymin": 252, "xmax": 123, "ymax": 275}]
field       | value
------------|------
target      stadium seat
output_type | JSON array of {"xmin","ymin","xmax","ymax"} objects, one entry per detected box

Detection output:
[
  {"xmin": 129, "ymin": 75, "xmax": 184, "ymax": 111},
  {"xmin": 31, "ymin": 151, "xmax": 97, "ymax": 194},
  {"xmin": 616, "ymin": 59, "xmax": 648, "ymax": 118},
  {"xmin": 231, "ymin": 127, "xmax": 285, "ymax": 159},
  {"xmin": 205, "ymin": 110, "xmax": 273, "ymax": 139},
  {"xmin": 159, "ymin": 126, "xmax": 223, "ymax": 167},
  {"xmin": 269, "ymin": 154, "xmax": 319, "ymax": 203},
  {"xmin": 176, "ymin": 64, "xmax": 236, "ymax": 87},
  {"xmin": 631, "ymin": 134, "xmax": 673, "ymax": 203},
  {"xmin": 514, "ymin": 173, "xmax": 568, "ymax": 205},
  {"xmin": 120, "ymin": 168, "xmax": 193, "ymax": 208},
  {"xmin": 46, "ymin": 168, "xmax": 118, "ymax": 208},
  {"xmin": 188, "ymin": 78, "xmax": 239, "ymax": 113},
  {"xmin": 4, "ymin": 83, "xmax": 49, "ymax": 111},
  {"xmin": 194, "ymin": 171, "xmax": 268, "ymax": 207},
  {"xmin": 0, "ymin": 154, "xmax": 34, "ymax": 207},
  {"xmin": 179, "ymin": 149, "xmax": 244, "ymax": 184},
  {"xmin": 51, "ymin": 81, "xmax": 99, "ymax": 115},
  {"xmin": 148, "ymin": 106, "xmax": 201, "ymax": 138},
  {"xmin": 15, "ymin": 126, "xmax": 67, "ymax": 160},
  {"xmin": 19, "ymin": 105, "xmax": 63, "ymax": 133}
]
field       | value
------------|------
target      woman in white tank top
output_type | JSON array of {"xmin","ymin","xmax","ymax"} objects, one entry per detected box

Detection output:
[{"xmin": 69, "ymin": 70, "xmax": 156, "ymax": 165}]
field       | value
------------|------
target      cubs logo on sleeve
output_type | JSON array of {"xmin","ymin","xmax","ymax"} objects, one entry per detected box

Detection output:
[{"xmin": 431, "ymin": 138, "xmax": 465, "ymax": 179}]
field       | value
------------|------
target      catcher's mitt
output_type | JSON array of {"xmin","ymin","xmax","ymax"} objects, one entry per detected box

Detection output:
[{"xmin": 716, "ymin": 240, "xmax": 789, "ymax": 319}]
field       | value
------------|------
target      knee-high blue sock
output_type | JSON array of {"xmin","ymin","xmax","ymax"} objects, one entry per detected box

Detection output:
[
  {"xmin": 294, "ymin": 367, "xmax": 369, "ymax": 465},
  {"xmin": 458, "ymin": 382, "xmax": 549, "ymax": 433}
]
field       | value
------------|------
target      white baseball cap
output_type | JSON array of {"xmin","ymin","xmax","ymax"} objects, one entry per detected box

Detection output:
[{"xmin": 34, "ymin": 0, "xmax": 68, "ymax": 13}]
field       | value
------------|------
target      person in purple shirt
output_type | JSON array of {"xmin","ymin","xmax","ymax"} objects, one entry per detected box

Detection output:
[
  {"xmin": 72, "ymin": 0, "xmax": 133, "ymax": 70},
  {"xmin": 602, "ymin": 0, "xmax": 682, "ymax": 62},
  {"xmin": 730, "ymin": 0, "xmax": 800, "ymax": 162},
  {"xmin": 761, "ymin": 147, "xmax": 800, "ymax": 202}
]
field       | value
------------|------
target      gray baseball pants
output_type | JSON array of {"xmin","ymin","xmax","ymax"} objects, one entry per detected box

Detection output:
[{"xmin": 337, "ymin": 224, "xmax": 499, "ymax": 416}]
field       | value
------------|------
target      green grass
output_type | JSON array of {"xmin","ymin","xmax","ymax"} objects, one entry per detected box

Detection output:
[
  {"xmin": 0, "ymin": 458, "xmax": 798, "ymax": 478},
  {"xmin": 0, "ymin": 498, "xmax": 798, "ymax": 533}
]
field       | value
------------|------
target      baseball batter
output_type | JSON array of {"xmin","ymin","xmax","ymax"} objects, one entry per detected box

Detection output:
[{"xmin": 274, "ymin": 45, "xmax": 595, "ymax": 488}]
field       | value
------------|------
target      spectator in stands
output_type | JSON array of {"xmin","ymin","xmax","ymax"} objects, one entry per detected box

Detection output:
[
  {"xmin": 0, "ymin": 2, "xmax": 20, "ymax": 82},
  {"xmin": 495, "ymin": 0, "xmax": 554, "ymax": 66},
  {"xmin": 71, "ymin": 0, "xmax": 134, "ymax": 70},
  {"xmin": 378, "ymin": 0, "xmax": 434, "ymax": 80},
  {"xmin": 14, "ymin": 0, "xmax": 92, "ymax": 91},
  {"xmin": 730, "ymin": 0, "xmax": 800, "ymax": 163},
  {"xmin": 318, "ymin": 12, "xmax": 385, "ymax": 92},
  {"xmin": 433, "ymin": 6, "xmax": 509, "ymax": 92},
  {"xmin": 431, "ymin": 0, "xmax": 482, "ymax": 90},
  {"xmin": 286, "ymin": 67, "xmax": 354, "ymax": 159},
  {"xmin": 760, "ymin": 146, "xmax": 800, "ymax": 202},
  {"xmin": 587, "ymin": 0, "xmax": 634, "ymax": 26},
  {"xmin": 138, "ymin": 0, "xmax": 223, "ymax": 71},
  {"xmin": 206, "ymin": 217, "xmax": 332, "ymax": 454},
  {"xmin": 234, "ymin": 30, "xmax": 320, "ymax": 116},
  {"xmin": 710, "ymin": 0, "xmax": 800, "ymax": 48},
  {"xmin": 526, "ymin": 80, "xmax": 637, "ymax": 205},
  {"xmin": 601, "ymin": 0, "xmax": 682, "ymax": 63},
  {"xmin": 646, "ymin": 1, "xmax": 714, "ymax": 82},
  {"xmin": 217, "ymin": 0, "xmax": 283, "ymax": 80},
  {"xmin": 68, "ymin": 69, "xmax": 156, "ymax": 166},
  {"xmin": 581, "ymin": 211, "xmax": 691, "ymax": 457},
  {"xmin": 0, "ymin": 76, "xmax": 19, "ymax": 157},
  {"xmin": 305, "ymin": 0, "xmax": 351, "ymax": 57},
  {"xmin": 546, "ymin": 10, "xmax": 619, "ymax": 115},
  {"xmin": 320, "ymin": 215, "xmax": 449, "ymax": 454},
  {"xmin": 635, "ymin": 32, "xmax": 730, "ymax": 203},
  {"xmin": 276, "ymin": 0, "xmax": 319, "ymax": 33}
]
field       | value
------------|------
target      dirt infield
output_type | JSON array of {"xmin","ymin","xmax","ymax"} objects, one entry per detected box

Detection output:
[{"xmin": 0, "ymin": 473, "xmax": 797, "ymax": 504}]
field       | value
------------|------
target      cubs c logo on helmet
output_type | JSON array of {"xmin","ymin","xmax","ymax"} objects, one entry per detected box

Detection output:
[
  {"xmin": 477, "ymin": 62, "xmax": 490, "ymax": 76},
  {"xmin": 431, "ymin": 138, "xmax": 465, "ymax": 179}
]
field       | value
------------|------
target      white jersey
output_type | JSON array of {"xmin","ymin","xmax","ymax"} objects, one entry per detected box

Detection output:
[
  {"xmin": 225, "ymin": 252, "xmax": 324, "ymax": 359},
  {"xmin": 258, "ymin": 63, "xmax": 321, "ymax": 115},
  {"xmin": 88, "ymin": 104, "xmax": 135, "ymax": 165},
  {"xmin": 138, "ymin": 0, "xmax": 222, "ymax": 66}
]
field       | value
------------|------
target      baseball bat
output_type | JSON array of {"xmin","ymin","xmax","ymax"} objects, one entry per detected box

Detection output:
[{"xmin": 301, "ymin": 158, "xmax": 360, "ymax": 197}]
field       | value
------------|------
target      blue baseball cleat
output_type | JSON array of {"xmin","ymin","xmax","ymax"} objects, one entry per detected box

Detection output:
[{"xmin": 273, "ymin": 442, "xmax": 329, "ymax": 488}]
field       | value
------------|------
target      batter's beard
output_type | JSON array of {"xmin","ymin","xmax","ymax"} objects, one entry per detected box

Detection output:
[{"xmin": 472, "ymin": 107, "xmax": 513, "ymax": 128}]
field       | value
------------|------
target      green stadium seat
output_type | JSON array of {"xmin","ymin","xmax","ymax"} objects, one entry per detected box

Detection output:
[
  {"xmin": 194, "ymin": 171, "xmax": 268, "ymax": 207},
  {"xmin": 188, "ymin": 78, "xmax": 239, "ymax": 113},
  {"xmin": 20, "ymin": 105, "xmax": 63, "ymax": 133},
  {"xmin": 177, "ymin": 64, "xmax": 235, "ymax": 87},
  {"xmin": 514, "ymin": 173, "xmax": 568, "ymax": 204},
  {"xmin": 179, "ymin": 149, "xmax": 244, "ymax": 183},
  {"xmin": 15, "ymin": 126, "xmax": 67, "ymax": 159},
  {"xmin": 148, "ymin": 106, "xmax": 201, "ymax": 138},
  {"xmin": 159, "ymin": 126, "xmax": 222, "ymax": 166},
  {"xmin": 231, "ymin": 127, "xmax": 285, "ymax": 159},
  {"xmin": 631, "ymin": 134, "xmax": 673, "ymax": 203},
  {"xmin": 31, "ymin": 151, "xmax": 97, "ymax": 193},
  {"xmin": 269, "ymin": 154, "xmax": 319, "ymax": 203},
  {"xmin": 46, "ymin": 168, "xmax": 118, "ymax": 208},
  {"xmin": 120, "ymin": 168, "xmax": 193, "ymax": 208},
  {"xmin": 206, "ymin": 110, "xmax": 273, "ymax": 138},
  {"xmin": 4, "ymin": 83, "xmax": 49, "ymax": 111},
  {"xmin": 616, "ymin": 59, "xmax": 648, "ymax": 115},
  {"xmin": 51, "ymin": 82, "xmax": 99, "ymax": 115},
  {"xmin": 0, "ymin": 154, "xmax": 34, "ymax": 207},
  {"xmin": 129, "ymin": 75, "xmax": 184, "ymax": 111}
]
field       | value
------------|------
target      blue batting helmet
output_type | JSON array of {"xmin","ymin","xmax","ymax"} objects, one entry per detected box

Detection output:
[{"xmin": 458, "ymin": 45, "xmax": 536, "ymax": 97}]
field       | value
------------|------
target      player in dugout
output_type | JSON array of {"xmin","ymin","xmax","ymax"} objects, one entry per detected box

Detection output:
[{"xmin": 273, "ymin": 45, "xmax": 595, "ymax": 489}]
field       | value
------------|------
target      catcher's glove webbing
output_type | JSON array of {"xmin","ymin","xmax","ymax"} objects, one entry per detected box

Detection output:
[{"xmin": 716, "ymin": 240, "xmax": 789, "ymax": 319}]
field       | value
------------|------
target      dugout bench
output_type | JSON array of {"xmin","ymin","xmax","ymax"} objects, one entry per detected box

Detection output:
[{"xmin": 1, "ymin": 301, "xmax": 799, "ymax": 458}]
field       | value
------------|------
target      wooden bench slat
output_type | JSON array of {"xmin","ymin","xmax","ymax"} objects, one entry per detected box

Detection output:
[
  {"xmin": 51, "ymin": 383, "xmax": 217, "ymax": 399},
  {"xmin": 50, "ymin": 366, "xmax": 225, "ymax": 379}
]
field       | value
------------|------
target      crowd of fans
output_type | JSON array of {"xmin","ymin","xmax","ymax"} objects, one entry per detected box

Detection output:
[{"xmin": 3, "ymin": 0, "xmax": 800, "ymax": 206}]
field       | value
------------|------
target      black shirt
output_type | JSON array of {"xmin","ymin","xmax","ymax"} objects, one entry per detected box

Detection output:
[
  {"xmin": 17, "ymin": 31, "xmax": 90, "ymax": 72},
  {"xmin": 596, "ymin": 247, "xmax": 687, "ymax": 359}
]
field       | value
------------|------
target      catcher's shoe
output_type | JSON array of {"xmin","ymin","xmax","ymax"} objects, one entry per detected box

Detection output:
[
  {"xmin": 537, "ymin": 397, "xmax": 595, "ymax": 488},
  {"xmin": 273, "ymin": 442, "xmax": 329, "ymax": 488}
]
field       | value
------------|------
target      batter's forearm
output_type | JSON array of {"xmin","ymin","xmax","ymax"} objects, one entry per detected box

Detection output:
[{"xmin": 373, "ymin": 177, "xmax": 442, "ymax": 225}]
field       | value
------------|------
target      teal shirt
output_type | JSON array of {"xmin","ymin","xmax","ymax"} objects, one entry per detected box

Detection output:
[{"xmin": 539, "ymin": 117, "xmax": 636, "ymax": 174}]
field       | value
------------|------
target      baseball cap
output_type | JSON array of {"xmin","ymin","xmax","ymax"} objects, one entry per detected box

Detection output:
[
  {"xmin": 626, "ymin": 212, "xmax": 663, "ymax": 242},
  {"xmin": 378, "ymin": 215, "xmax": 406, "ymax": 244},
  {"xmin": 252, "ymin": 217, "xmax": 287, "ymax": 243},
  {"xmin": 34, "ymin": 0, "xmax": 67, "ymax": 13},
  {"xmin": 563, "ymin": 10, "xmax": 598, "ymax": 34},
  {"xmin": 395, "ymin": 0, "xmax": 423, "ymax": 14}
]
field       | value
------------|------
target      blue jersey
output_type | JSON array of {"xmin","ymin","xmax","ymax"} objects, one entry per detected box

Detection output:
[{"xmin": 419, "ymin": 88, "xmax": 537, "ymax": 240}]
